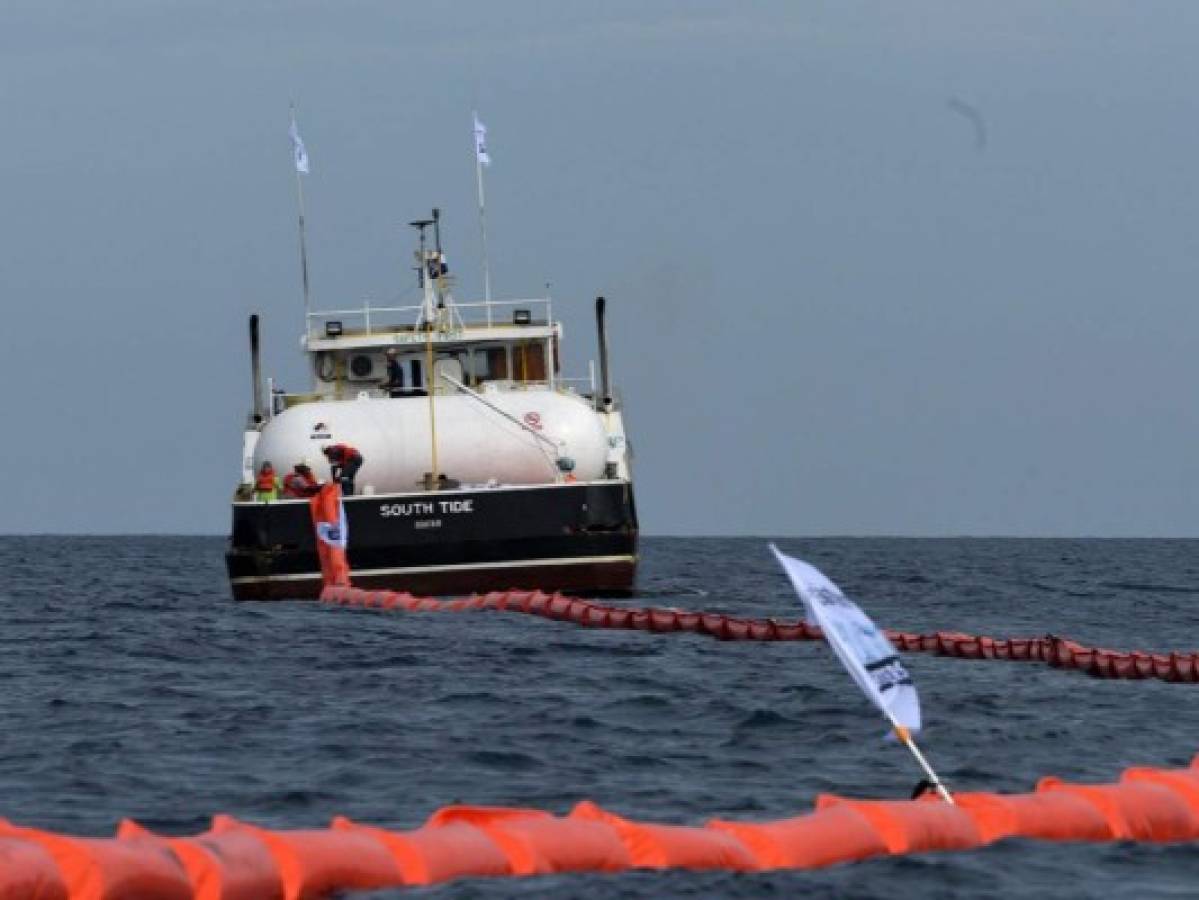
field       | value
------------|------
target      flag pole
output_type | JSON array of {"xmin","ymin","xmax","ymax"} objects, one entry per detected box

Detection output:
[
  {"xmin": 295, "ymin": 166, "xmax": 311, "ymax": 319},
  {"xmin": 473, "ymin": 112, "xmax": 493, "ymax": 318},
  {"xmin": 290, "ymin": 104, "xmax": 312, "ymax": 320},
  {"xmin": 476, "ymin": 156, "xmax": 491, "ymax": 304},
  {"xmin": 887, "ymin": 715, "xmax": 954, "ymax": 804}
]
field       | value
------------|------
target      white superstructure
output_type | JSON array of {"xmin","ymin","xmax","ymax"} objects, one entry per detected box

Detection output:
[{"xmin": 240, "ymin": 211, "xmax": 632, "ymax": 497}]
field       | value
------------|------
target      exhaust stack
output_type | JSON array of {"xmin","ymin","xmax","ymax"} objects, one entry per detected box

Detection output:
[
  {"xmin": 249, "ymin": 314, "xmax": 264, "ymax": 424},
  {"xmin": 595, "ymin": 296, "xmax": 612, "ymax": 411}
]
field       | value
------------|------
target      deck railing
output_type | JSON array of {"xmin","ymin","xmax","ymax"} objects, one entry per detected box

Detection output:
[{"xmin": 304, "ymin": 297, "xmax": 554, "ymax": 339}]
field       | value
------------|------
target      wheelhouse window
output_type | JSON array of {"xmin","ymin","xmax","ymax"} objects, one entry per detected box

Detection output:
[
  {"xmin": 471, "ymin": 346, "xmax": 510, "ymax": 383},
  {"xmin": 514, "ymin": 341, "xmax": 547, "ymax": 383}
]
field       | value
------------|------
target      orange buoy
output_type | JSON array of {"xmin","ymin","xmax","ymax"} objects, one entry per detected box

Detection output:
[
  {"xmin": 814, "ymin": 795, "xmax": 983, "ymax": 855},
  {"xmin": 0, "ymin": 821, "xmax": 191, "ymax": 900},
  {"xmin": 707, "ymin": 805, "xmax": 889, "ymax": 870},
  {"xmin": 331, "ymin": 817, "xmax": 511, "ymax": 886},
  {"xmin": 117, "ymin": 819, "xmax": 283, "ymax": 900},
  {"xmin": 0, "ymin": 833, "xmax": 68, "ymax": 900},
  {"xmin": 1036, "ymin": 777, "xmax": 1199, "ymax": 842},
  {"xmin": 426, "ymin": 806, "xmax": 631, "ymax": 876},
  {"xmin": 211, "ymin": 815, "xmax": 402, "ymax": 900},
  {"xmin": 569, "ymin": 802, "xmax": 757, "ymax": 871}
]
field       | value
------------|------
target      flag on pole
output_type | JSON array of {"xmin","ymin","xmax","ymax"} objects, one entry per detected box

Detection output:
[
  {"xmin": 473, "ymin": 112, "xmax": 491, "ymax": 167},
  {"xmin": 289, "ymin": 115, "xmax": 310, "ymax": 174},
  {"xmin": 770, "ymin": 545, "xmax": 921, "ymax": 736},
  {"xmin": 310, "ymin": 483, "xmax": 350, "ymax": 587}
]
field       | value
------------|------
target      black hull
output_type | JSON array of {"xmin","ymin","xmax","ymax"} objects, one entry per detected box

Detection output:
[{"xmin": 225, "ymin": 481, "xmax": 638, "ymax": 600}]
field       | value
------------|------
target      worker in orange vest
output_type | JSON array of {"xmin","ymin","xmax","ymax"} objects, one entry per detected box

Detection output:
[
  {"xmin": 281, "ymin": 460, "xmax": 321, "ymax": 498},
  {"xmin": 254, "ymin": 461, "xmax": 280, "ymax": 501},
  {"xmin": 322, "ymin": 443, "xmax": 364, "ymax": 496}
]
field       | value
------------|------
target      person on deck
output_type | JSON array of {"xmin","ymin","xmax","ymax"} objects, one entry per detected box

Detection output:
[
  {"xmin": 281, "ymin": 460, "xmax": 320, "ymax": 498},
  {"xmin": 381, "ymin": 348, "xmax": 405, "ymax": 397},
  {"xmin": 254, "ymin": 461, "xmax": 280, "ymax": 501},
  {"xmin": 322, "ymin": 443, "xmax": 364, "ymax": 496}
]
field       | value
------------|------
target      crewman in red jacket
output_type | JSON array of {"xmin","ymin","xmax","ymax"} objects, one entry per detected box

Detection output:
[
  {"xmin": 281, "ymin": 460, "xmax": 321, "ymax": 498},
  {"xmin": 322, "ymin": 443, "xmax": 364, "ymax": 496}
]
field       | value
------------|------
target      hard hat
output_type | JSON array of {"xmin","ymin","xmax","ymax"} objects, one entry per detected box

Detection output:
[
  {"xmin": 386, "ymin": 347, "xmax": 399, "ymax": 357},
  {"xmin": 296, "ymin": 458, "xmax": 312, "ymax": 470}
]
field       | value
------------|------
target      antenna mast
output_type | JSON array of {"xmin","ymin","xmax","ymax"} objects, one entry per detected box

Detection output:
[
  {"xmin": 409, "ymin": 214, "xmax": 440, "ymax": 490},
  {"xmin": 409, "ymin": 216, "xmax": 435, "ymax": 327},
  {"xmin": 432, "ymin": 207, "xmax": 446, "ymax": 310}
]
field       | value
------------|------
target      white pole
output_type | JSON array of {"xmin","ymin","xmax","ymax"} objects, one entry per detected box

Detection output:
[
  {"xmin": 474, "ymin": 113, "xmax": 493, "ymax": 319},
  {"xmin": 295, "ymin": 171, "xmax": 311, "ymax": 318},
  {"xmin": 476, "ymin": 157, "xmax": 492, "ymax": 309},
  {"xmin": 886, "ymin": 713, "xmax": 954, "ymax": 804},
  {"xmin": 291, "ymin": 106, "xmax": 312, "ymax": 322}
]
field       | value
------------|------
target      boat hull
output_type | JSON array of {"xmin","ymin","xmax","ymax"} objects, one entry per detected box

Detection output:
[{"xmin": 225, "ymin": 481, "xmax": 638, "ymax": 600}]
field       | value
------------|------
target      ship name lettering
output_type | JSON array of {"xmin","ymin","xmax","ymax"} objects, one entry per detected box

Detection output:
[
  {"xmin": 388, "ymin": 328, "xmax": 464, "ymax": 344},
  {"xmin": 380, "ymin": 501, "xmax": 436, "ymax": 517},
  {"xmin": 380, "ymin": 500, "xmax": 474, "ymax": 517}
]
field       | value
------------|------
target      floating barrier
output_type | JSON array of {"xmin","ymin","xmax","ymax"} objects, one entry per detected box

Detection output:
[
  {"xmin": 5, "ymin": 755, "xmax": 1199, "ymax": 896},
  {"xmin": 319, "ymin": 586, "xmax": 1199, "ymax": 683}
]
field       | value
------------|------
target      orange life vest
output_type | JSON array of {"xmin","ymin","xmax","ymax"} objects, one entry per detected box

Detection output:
[{"xmin": 255, "ymin": 468, "xmax": 277, "ymax": 492}]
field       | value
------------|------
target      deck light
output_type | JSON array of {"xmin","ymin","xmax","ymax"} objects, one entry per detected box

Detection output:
[
  {"xmin": 325, "ymin": 320, "xmax": 343, "ymax": 337},
  {"xmin": 513, "ymin": 309, "xmax": 532, "ymax": 325}
]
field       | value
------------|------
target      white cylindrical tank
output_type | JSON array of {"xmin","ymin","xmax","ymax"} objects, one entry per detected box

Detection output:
[{"xmin": 253, "ymin": 389, "xmax": 607, "ymax": 492}]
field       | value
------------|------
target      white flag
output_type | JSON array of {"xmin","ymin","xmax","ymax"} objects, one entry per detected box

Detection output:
[
  {"xmin": 289, "ymin": 116, "xmax": 310, "ymax": 174},
  {"xmin": 473, "ymin": 112, "xmax": 490, "ymax": 167},
  {"xmin": 770, "ymin": 545, "xmax": 921, "ymax": 736}
]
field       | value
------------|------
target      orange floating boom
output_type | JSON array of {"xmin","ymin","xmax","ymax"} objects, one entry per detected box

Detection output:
[
  {"xmin": 320, "ymin": 585, "xmax": 1199, "ymax": 684},
  {"xmin": 5, "ymin": 756, "xmax": 1199, "ymax": 897}
]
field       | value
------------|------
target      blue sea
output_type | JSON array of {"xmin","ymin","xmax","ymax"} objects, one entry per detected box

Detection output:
[{"xmin": 4, "ymin": 536, "xmax": 1199, "ymax": 898}]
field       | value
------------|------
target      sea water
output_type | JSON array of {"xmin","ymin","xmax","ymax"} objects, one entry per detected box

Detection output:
[{"xmin": 3, "ymin": 536, "xmax": 1198, "ymax": 898}]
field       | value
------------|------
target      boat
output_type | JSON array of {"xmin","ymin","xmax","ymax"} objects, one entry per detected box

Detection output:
[{"xmin": 224, "ymin": 209, "xmax": 638, "ymax": 599}]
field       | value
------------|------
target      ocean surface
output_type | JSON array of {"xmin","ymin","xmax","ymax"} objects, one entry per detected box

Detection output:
[{"xmin": 4, "ymin": 536, "xmax": 1199, "ymax": 897}]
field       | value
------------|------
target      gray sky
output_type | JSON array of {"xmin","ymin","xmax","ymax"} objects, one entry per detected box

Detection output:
[{"xmin": 3, "ymin": 1, "xmax": 1199, "ymax": 536}]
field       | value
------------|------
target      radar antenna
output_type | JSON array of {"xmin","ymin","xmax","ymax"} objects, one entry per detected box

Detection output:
[{"xmin": 408, "ymin": 216, "xmax": 434, "ymax": 288}]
